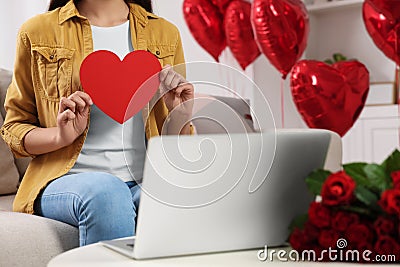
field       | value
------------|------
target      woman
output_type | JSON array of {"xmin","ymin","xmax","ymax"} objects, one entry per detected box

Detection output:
[{"xmin": 1, "ymin": 0, "xmax": 194, "ymax": 246}]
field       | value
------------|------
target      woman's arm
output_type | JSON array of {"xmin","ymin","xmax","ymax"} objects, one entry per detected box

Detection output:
[
  {"xmin": 2, "ymin": 28, "xmax": 92, "ymax": 157},
  {"xmin": 24, "ymin": 127, "xmax": 65, "ymax": 155},
  {"xmin": 1, "ymin": 31, "xmax": 40, "ymax": 157}
]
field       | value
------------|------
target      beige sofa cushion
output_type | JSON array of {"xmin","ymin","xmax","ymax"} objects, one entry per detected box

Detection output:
[
  {"xmin": 0, "ymin": 68, "xmax": 31, "ymax": 179},
  {"xmin": 0, "ymin": 194, "xmax": 14, "ymax": 211},
  {"xmin": 0, "ymin": 114, "xmax": 19, "ymax": 195},
  {"xmin": 0, "ymin": 211, "xmax": 79, "ymax": 267}
]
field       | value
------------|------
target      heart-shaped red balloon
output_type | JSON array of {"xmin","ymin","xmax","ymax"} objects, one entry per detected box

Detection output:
[
  {"xmin": 211, "ymin": 0, "xmax": 232, "ymax": 14},
  {"xmin": 290, "ymin": 60, "xmax": 369, "ymax": 137},
  {"xmin": 183, "ymin": 0, "xmax": 226, "ymax": 61},
  {"xmin": 80, "ymin": 50, "xmax": 162, "ymax": 124},
  {"xmin": 224, "ymin": 0, "xmax": 260, "ymax": 70},
  {"xmin": 363, "ymin": 0, "xmax": 400, "ymax": 65},
  {"xmin": 252, "ymin": 0, "xmax": 309, "ymax": 79}
]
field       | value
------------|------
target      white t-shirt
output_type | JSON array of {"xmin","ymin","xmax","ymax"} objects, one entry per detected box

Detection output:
[{"xmin": 69, "ymin": 20, "xmax": 146, "ymax": 183}]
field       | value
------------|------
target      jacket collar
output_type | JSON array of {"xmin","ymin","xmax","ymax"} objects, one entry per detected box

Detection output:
[{"xmin": 59, "ymin": 0, "xmax": 159, "ymax": 25}]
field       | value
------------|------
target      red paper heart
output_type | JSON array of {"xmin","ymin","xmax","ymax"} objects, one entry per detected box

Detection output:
[
  {"xmin": 363, "ymin": 0, "xmax": 400, "ymax": 65},
  {"xmin": 290, "ymin": 60, "xmax": 369, "ymax": 137},
  {"xmin": 80, "ymin": 50, "xmax": 162, "ymax": 124}
]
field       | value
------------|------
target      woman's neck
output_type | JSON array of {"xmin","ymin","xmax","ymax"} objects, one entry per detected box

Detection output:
[{"xmin": 77, "ymin": 0, "xmax": 130, "ymax": 27}]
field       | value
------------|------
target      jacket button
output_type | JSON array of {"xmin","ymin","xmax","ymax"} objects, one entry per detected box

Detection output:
[
  {"xmin": 156, "ymin": 51, "xmax": 160, "ymax": 56},
  {"xmin": 50, "ymin": 55, "xmax": 55, "ymax": 60}
]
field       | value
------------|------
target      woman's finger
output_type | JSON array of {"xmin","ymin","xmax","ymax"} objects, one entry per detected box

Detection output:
[
  {"xmin": 59, "ymin": 97, "xmax": 76, "ymax": 113},
  {"xmin": 170, "ymin": 75, "xmax": 182, "ymax": 90},
  {"xmin": 73, "ymin": 91, "xmax": 93, "ymax": 106},
  {"xmin": 174, "ymin": 84, "xmax": 186, "ymax": 96},
  {"xmin": 82, "ymin": 103, "xmax": 90, "ymax": 115},
  {"xmin": 58, "ymin": 109, "xmax": 76, "ymax": 123},
  {"xmin": 159, "ymin": 65, "xmax": 171, "ymax": 82},
  {"xmin": 68, "ymin": 94, "xmax": 87, "ymax": 113},
  {"xmin": 177, "ymin": 83, "xmax": 194, "ymax": 97},
  {"xmin": 164, "ymin": 70, "xmax": 176, "ymax": 89}
]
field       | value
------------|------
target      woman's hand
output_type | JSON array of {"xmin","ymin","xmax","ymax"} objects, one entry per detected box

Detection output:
[
  {"xmin": 56, "ymin": 91, "xmax": 93, "ymax": 147},
  {"xmin": 160, "ymin": 65, "xmax": 194, "ymax": 118},
  {"xmin": 159, "ymin": 65, "xmax": 194, "ymax": 135},
  {"xmin": 24, "ymin": 91, "xmax": 93, "ymax": 155}
]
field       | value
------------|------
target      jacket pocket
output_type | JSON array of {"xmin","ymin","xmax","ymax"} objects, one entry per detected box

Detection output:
[
  {"xmin": 32, "ymin": 46, "xmax": 75, "ymax": 101},
  {"xmin": 147, "ymin": 45, "xmax": 175, "ymax": 66}
]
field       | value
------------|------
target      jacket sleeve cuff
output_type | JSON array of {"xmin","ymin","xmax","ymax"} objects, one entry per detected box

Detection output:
[{"xmin": 1, "ymin": 124, "xmax": 38, "ymax": 158}]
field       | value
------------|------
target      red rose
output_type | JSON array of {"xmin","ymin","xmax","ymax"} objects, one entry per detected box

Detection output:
[
  {"xmin": 356, "ymin": 241, "xmax": 373, "ymax": 252},
  {"xmin": 289, "ymin": 228, "xmax": 308, "ymax": 251},
  {"xmin": 303, "ymin": 221, "xmax": 320, "ymax": 242},
  {"xmin": 321, "ymin": 171, "xmax": 356, "ymax": 206},
  {"xmin": 318, "ymin": 229, "xmax": 340, "ymax": 248},
  {"xmin": 374, "ymin": 216, "xmax": 396, "ymax": 236},
  {"xmin": 332, "ymin": 211, "xmax": 359, "ymax": 232},
  {"xmin": 345, "ymin": 223, "xmax": 374, "ymax": 247},
  {"xmin": 374, "ymin": 236, "xmax": 400, "ymax": 261},
  {"xmin": 391, "ymin": 170, "xmax": 400, "ymax": 189},
  {"xmin": 398, "ymin": 222, "xmax": 400, "ymax": 238},
  {"xmin": 308, "ymin": 202, "xmax": 331, "ymax": 228},
  {"xmin": 379, "ymin": 189, "xmax": 400, "ymax": 216}
]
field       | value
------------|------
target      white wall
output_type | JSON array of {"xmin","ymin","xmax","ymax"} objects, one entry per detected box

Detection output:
[
  {"xmin": 0, "ymin": 0, "xmax": 49, "ymax": 70},
  {"xmin": 253, "ymin": 56, "xmax": 305, "ymax": 129},
  {"xmin": 306, "ymin": 7, "xmax": 395, "ymax": 82}
]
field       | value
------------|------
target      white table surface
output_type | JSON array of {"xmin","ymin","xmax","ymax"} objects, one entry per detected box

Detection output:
[{"xmin": 48, "ymin": 243, "xmax": 384, "ymax": 267}]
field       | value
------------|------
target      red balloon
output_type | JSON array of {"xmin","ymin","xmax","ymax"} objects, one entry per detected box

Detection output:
[
  {"xmin": 183, "ymin": 0, "xmax": 226, "ymax": 61},
  {"xmin": 363, "ymin": 0, "xmax": 400, "ymax": 65},
  {"xmin": 290, "ymin": 60, "xmax": 370, "ymax": 137},
  {"xmin": 224, "ymin": 0, "xmax": 261, "ymax": 70},
  {"xmin": 252, "ymin": 0, "xmax": 309, "ymax": 79},
  {"xmin": 211, "ymin": 0, "xmax": 233, "ymax": 14}
]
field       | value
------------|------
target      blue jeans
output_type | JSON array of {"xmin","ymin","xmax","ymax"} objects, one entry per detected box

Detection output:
[{"xmin": 34, "ymin": 172, "xmax": 141, "ymax": 246}]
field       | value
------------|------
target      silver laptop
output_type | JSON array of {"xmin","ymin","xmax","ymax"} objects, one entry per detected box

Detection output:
[{"xmin": 102, "ymin": 129, "xmax": 341, "ymax": 259}]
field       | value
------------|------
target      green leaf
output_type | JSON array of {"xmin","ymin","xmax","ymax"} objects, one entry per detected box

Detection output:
[
  {"xmin": 343, "ymin": 163, "xmax": 370, "ymax": 187},
  {"xmin": 354, "ymin": 185, "xmax": 379, "ymax": 206},
  {"xmin": 340, "ymin": 205, "xmax": 374, "ymax": 217},
  {"xmin": 333, "ymin": 53, "xmax": 347, "ymax": 62},
  {"xmin": 324, "ymin": 59, "xmax": 334, "ymax": 65},
  {"xmin": 363, "ymin": 164, "xmax": 391, "ymax": 192},
  {"xmin": 289, "ymin": 214, "xmax": 308, "ymax": 232},
  {"xmin": 381, "ymin": 149, "xmax": 400, "ymax": 175},
  {"xmin": 305, "ymin": 169, "xmax": 331, "ymax": 196}
]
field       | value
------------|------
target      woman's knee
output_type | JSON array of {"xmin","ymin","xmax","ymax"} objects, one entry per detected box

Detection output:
[{"xmin": 79, "ymin": 172, "xmax": 133, "ymax": 209}]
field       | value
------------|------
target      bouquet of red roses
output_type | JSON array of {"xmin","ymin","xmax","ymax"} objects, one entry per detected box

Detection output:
[{"xmin": 289, "ymin": 149, "xmax": 400, "ymax": 262}]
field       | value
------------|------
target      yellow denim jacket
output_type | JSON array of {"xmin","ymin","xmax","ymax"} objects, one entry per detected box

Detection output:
[{"xmin": 0, "ymin": 0, "xmax": 186, "ymax": 214}]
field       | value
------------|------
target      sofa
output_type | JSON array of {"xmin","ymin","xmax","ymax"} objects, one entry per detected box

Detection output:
[{"xmin": 0, "ymin": 67, "xmax": 258, "ymax": 267}]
